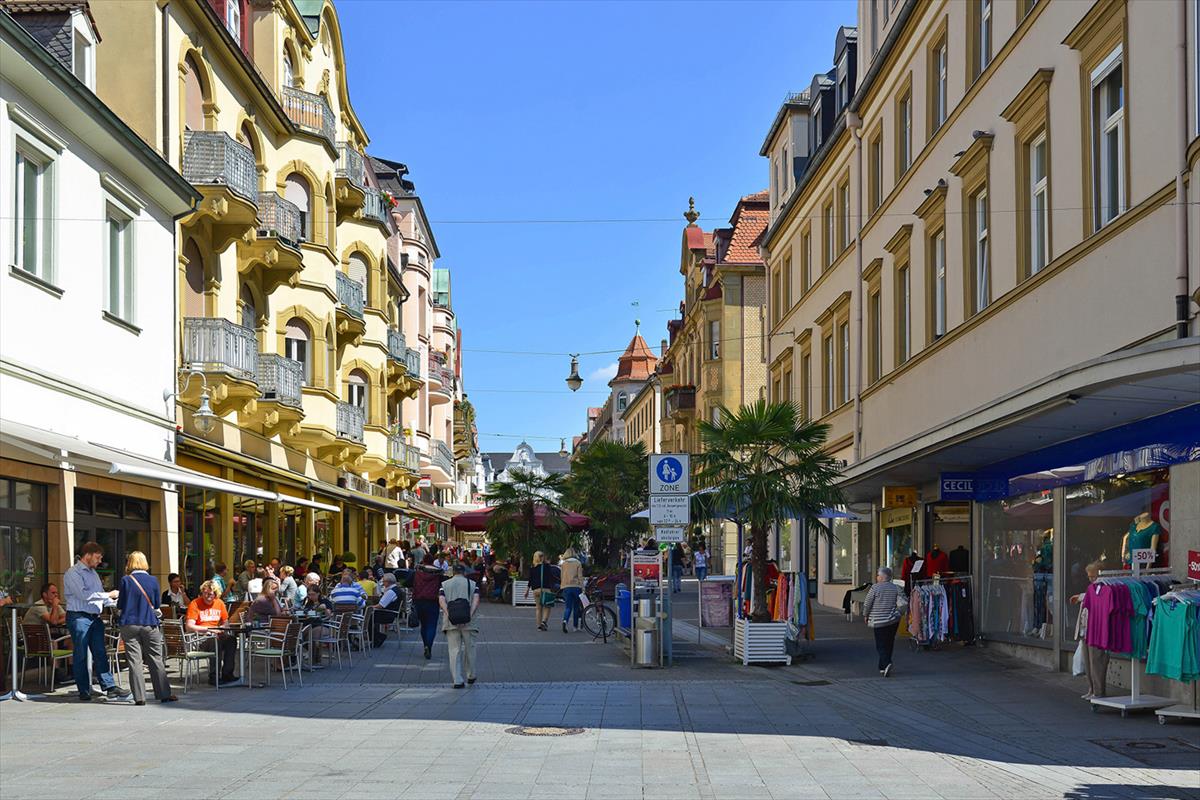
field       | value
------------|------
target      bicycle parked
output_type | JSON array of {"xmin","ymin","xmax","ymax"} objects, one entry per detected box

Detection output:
[{"xmin": 580, "ymin": 575, "xmax": 618, "ymax": 642}]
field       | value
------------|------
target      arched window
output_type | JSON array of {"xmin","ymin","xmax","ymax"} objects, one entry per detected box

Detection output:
[
  {"xmin": 325, "ymin": 324, "xmax": 335, "ymax": 389},
  {"xmin": 324, "ymin": 184, "xmax": 335, "ymax": 247},
  {"xmin": 282, "ymin": 49, "xmax": 295, "ymax": 88},
  {"xmin": 239, "ymin": 283, "xmax": 256, "ymax": 330},
  {"xmin": 347, "ymin": 369, "xmax": 368, "ymax": 411},
  {"xmin": 284, "ymin": 173, "xmax": 311, "ymax": 240},
  {"xmin": 347, "ymin": 252, "xmax": 370, "ymax": 305},
  {"xmin": 183, "ymin": 55, "xmax": 204, "ymax": 132},
  {"xmin": 183, "ymin": 240, "xmax": 205, "ymax": 317},
  {"xmin": 284, "ymin": 318, "xmax": 311, "ymax": 385},
  {"xmin": 617, "ymin": 391, "xmax": 628, "ymax": 413},
  {"xmin": 237, "ymin": 122, "xmax": 259, "ymax": 165}
]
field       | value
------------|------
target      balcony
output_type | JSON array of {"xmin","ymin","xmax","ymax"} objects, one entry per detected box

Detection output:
[
  {"xmin": 335, "ymin": 401, "xmax": 365, "ymax": 444},
  {"xmin": 335, "ymin": 271, "xmax": 366, "ymax": 343},
  {"xmin": 335, "ymin": 142, "xmax": 367, "ymax": 214},
  {"xmin": 237, "ymin": 192, "xmax": 303, "ymax": 292},
  {"xmin": 427, "ymin": 354, "xmax": 454, "ymax": 404},
  {"xmin": 181, "ymin": 131, "xmax": 258, "ymax": 249},
  {"xmin": 361, "ymin": 190, "xmax": 389, "ymax": 228},
  {"xmin": 405, "ymin": 348, "xmax": 422, "ymax": 380},
  {"xmin": 389, "ymin": 433, "xmax": 420, "ymax": 473},
  {"xmin": 664, "ymin": 384, "xmax": 697, "ymax": 420},
  {"xmin": 387, "ymin": 329, "xmax": 422, "ymax": 399},
  {"xmin": 181, "ymin": 318, "xmax": 260, "ymax": 416},
  {"xmin": 243, "ymin": 353, "xmax": 304, "ymax": 434},
  {"xmin": 281, "ymin": 86, "xmax": 335, "ymax": 144},
  {"xmin": 429, "ymin": 439, "xmax": 455, "ymax": 483}
]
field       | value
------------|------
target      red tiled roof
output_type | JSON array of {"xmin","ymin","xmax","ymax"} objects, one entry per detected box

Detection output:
[
  {"xmin": 742, "ymin": 190, "xmax": 769, "ymax": 204},
  {"xmin": 684, "ymin": 225, "xmax": 708, "ymax": 253},
  {"xmin": 722, "ymin": 191, "xmax": 769, "ymax": 265},
  {"xmin": 612, "ymin": 333, "xmax": 658, "ymax": 382}
]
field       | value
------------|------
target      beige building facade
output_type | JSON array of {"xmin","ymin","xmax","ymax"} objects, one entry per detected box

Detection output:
[{"xmin": 763, "ymin": 0, "xmax": 1200, "ymax": 688}]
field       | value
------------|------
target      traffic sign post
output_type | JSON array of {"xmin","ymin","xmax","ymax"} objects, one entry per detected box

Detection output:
[
  {"xmin": 649, "ymin": 494, "xmax": 689, "ymax": 525},
  {"xmin": 655, "ymin": 527, "xmax": 685, "ymax": 543},
  {"xmin": 648, "ymin": 453, "xmax": 691, "ymax": 668},
  {"xmin": 649, "ymin": 454, "xmax": 690, "ymax": 494}
]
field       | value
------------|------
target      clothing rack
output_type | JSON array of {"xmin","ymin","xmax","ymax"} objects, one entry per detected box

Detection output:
[
  {"xmin": 1089, "ymin": 563, "xmax": 1175, "ymax": 717},
  {"xmin": 913, "ymin": 574, "xmax": 972, "ymax": 586},
  {"xmin": 1155, "ymin": 578, "xmax": 1200, "ymax": 725}
]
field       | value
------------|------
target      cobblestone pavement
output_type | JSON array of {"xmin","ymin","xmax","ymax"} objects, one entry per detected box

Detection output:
[{"xmin": 1, "ymin": 586, "xmax": 1198, "ymax": 800}]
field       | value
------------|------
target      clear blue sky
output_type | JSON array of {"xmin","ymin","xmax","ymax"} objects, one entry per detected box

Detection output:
[{"xmin": 340, "ymin": 0, "xmax": 856, "ymax": 454}]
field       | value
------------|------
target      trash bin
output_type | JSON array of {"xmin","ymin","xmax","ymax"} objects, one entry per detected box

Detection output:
[
  {"xmin": 638, "ymin": 598, "xmax": 654, "ymax": 618},
  {"xmin": 617, "ymin": 588, "xmax": 632, "ymax": 630},
  {"xmin": 636, "ymin": 628, "xmax": 658, "ymax": 666}
]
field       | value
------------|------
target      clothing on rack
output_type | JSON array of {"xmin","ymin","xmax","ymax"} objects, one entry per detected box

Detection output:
[
  {"xmin": 909, "ymin": 578, "xmax": 974, "ymax": 645},
  {"xmin": 925, "ymin": 548, "xmax": 950, "ymax": 577},
  {"xmin": 1146, "ymin": 587, "xmax": 1200, "ymax": 682},
  {"xmin": 948, "ymin": 546, "xmax": 970, "ymax": 574},
  {"xmin": 1082, "ymin": 575, "xmax": 1174, "ymax": 657}
]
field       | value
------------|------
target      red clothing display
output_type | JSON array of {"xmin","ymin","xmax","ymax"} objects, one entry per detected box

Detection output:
[{"xmin": 924, "ymin": 549, "xmax": 951, "ymax": 576}]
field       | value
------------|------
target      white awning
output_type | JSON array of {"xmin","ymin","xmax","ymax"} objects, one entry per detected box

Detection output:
[{"xmin": 1, "ymin": 418, "xmax": 337, "ymax": 510}]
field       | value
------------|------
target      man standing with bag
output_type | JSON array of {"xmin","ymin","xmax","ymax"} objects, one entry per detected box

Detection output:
[{"xmin": 439, "ymin": 563, "xmax": 480, "ymax": 689}]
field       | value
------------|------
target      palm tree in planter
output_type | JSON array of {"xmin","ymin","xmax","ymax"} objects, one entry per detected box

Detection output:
[
  {"xmin": 485, "ymin": 468, "xmax": 573, "ymax": 573},
  {"xmin": 695, "ymin": 399, "xmax": 843, "ymax": 624},
  {"xmin": 562, "ymin": 440, "xmax": 649, "ymax": 567}
]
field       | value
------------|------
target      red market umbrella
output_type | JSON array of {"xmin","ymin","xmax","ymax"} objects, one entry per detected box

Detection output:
[{"xmin": 451, "ymin": 505, "xmax": 590, "ymax": 532}]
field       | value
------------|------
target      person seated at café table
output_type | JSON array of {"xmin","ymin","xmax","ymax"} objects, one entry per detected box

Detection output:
[
  {"xmin": 185, "ymin": 580, "xmax": 237, "ymax": 685},
  {"xmin": 160, "ymin": 573, "xmax": 190, "ymax": 612},
  {"xmin": 235, "ymin": 559, "xmax": 257, "ymax": 599},
  {"xmin": 330, "ymin": 568, "xmax": 366, "ymax": 608},
  {"xmin": 357, "ymin": 569, "xmax": 377, "ymax": 598},
  {"xmin": 248, "ymin": 577, "xmax": 284, "ymax": 623},
  {"xmin": 309, "ymin": 556, "xmax": 323, "ymax": 580},
  {"xmin": 330, "ymin": 554, "xmax": 347, "ymax": 574},
  {"xmin": 211, "ymin": 563, "xmax": 230, "ymax": 599},
  {"xmin": 24, "ymin": 581, "xmax": 67, "ymax": 628},
  {"xmin": 267, "ymin": 558, "xmax": 282, "ymax": 579},
  {"xmin": 300, "ymin": 579, "xmax": 333, "ymax": 614},
  {"xmin": 371, "ymin": 573, "xmax": 402, "ymax": 648},
  {"xmin": 278, "ymin": 566, "xmax": 299, "ymax": 607}
]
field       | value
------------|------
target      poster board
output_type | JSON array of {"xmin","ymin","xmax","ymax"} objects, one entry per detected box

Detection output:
[
  {"xmin": 699, "ymin": 577, "xmax": 734, "ymax": 628},
  {"xmin": 632, "ymin": 551, "xmax": 660, "ymax": 582}
]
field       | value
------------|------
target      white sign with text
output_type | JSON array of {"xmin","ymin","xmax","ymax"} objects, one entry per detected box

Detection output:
[{"xmin": 650, "ymin": 494, "xmax": 690, "ymax": 525}]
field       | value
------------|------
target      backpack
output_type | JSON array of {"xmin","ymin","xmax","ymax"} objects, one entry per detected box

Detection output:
[{"xmin": 446, "ymin": 597, "xmax": 471, "ymax": 626}]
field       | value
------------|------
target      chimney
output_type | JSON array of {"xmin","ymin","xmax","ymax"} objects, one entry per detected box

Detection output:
[{"xmin": 660, "ymin": 339, "xmax": 667, "ymax": 358}]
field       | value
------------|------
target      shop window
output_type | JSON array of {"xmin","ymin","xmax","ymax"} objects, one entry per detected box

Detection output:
[
  {"xmin": 232, "ymin": 496, "xmax": 267, "ymax": 568},
  {"xmin": 74, "ymin": 489, "xmax": 152, "ymax": 591},
  {"xmin": 1063, "ymin": 469, "xmax": 1168, "ymax": 637},
  {"xmin": 881, "ymin": 508, "xmax": 914, "ymax": 572},
  {"xmin": 828, "ymin": 518, "xmax": 854, "ymax": 582},
  {"xmin": 979, "ymin": 489, "xmax": 1055, "ymax": 646},
  {"xmin": 0, "ymin": 479, "xmax": 48, "ymax": 604},
  {"xmin": 180, "ymin": 487, "xmax": 217, "ymax": 594}
]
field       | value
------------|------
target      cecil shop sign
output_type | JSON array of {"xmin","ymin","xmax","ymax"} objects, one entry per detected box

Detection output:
[{"xmin": 939, "ymin": 473, "xmax": 1008, "ymax": 501}]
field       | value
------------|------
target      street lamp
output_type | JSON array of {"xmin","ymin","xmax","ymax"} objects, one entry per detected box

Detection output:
[
  {"xmin": 164, "ymin": 369, "xmax": 219, "ymax": 435},
  {"xmin": 565, "ymin": 354, "xmax": 582, "ymax": 392},
  {"xmin": 559, "ymin": 438, "xmax": 569, "ymax": 458}
]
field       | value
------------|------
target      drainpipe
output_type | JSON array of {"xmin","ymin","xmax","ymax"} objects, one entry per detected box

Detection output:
[
  {"xmin": 847, "ymin": 111, "xmax": 865, "ymax": 462},
  {"xmin": 1178, "ymin": 0, "xmax": 1192, "ymax": 339},
  {"xmin": 161, "ymin": 3, "xmax": 170, "ymax": 158}
]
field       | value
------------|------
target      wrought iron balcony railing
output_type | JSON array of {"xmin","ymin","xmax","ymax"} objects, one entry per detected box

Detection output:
[
  {"xmin": 404, "ymin": 348, "xmax": 422, "ymax": 379},
  {"xmin": 432, "ymin": 439, "xmax": 455, "ymax": 474},
  {"xmin": 257, "ymin": 353, "xmax": 303, "ymax": 407},
  {"xmin": 256, "ymin": 192, "xmax": 303, "ymax": 245},
  {"xmin": 336, "ymin": 142, "xmax": 366, "ymax": 190},
  {"xmin": 182, "ymin": 131, "xmax": 257, "ymax": 203},
  {"xmin": 362, "ymin": 190, "xmax": 389, "ymax": 225},
  {"xmin": 387, "ymin": 328, "xmax": 407, "ymax": 361},
  {"xmin": 335, "ymin": 401, "xmax": 365, "ymax": 443},
  {"xmin": 336, "ymin": 271, "xmax": 365, "ymax": 318},
  {"xmin": 281, "ymin": 86, "xmax": 335, "ymax": 143},
  {"xmin": 183, "ymin": 318, "xmax": 257, "ymax": 381},
  {"xmin": 389, "ymin": 433, "xmax": 420, "ymax": 471}
]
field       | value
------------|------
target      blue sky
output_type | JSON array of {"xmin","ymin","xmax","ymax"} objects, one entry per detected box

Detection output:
[{"xmin": 339, "ymin": 0, "xmax": 856, "ymax": 454}]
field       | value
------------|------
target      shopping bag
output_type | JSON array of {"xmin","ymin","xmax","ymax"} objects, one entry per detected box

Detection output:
[
  {"xmin": 1072, "ymin": 640, "xmax": 1086, "ymax": 676},
  {"xmin": 579, "ymin": 594, "xmax": 590, "ymax": 609}
]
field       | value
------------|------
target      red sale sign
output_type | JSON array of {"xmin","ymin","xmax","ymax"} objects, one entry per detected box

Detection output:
[{"xmin": 1188, "ymin": 550, "xmax": 1200, "ymax": 580}]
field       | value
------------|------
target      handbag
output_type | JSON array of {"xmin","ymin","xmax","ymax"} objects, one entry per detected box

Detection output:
[
  {"xmin": 1072, "ymin": 640, "xmax": 1086, "ymax": 676},
  {"xmin": 129, "ymin": 573, "xmax": 163, "ymax": 621},
  {"xmin": 538, "ymin": 565, "xmax": 556, "ymax": 606},
  {"xmin": 446, "ymin": 597, "xmax": 472, "ymax": 626}
]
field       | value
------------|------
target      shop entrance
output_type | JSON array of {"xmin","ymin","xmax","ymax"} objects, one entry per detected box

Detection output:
[
  {"xmin": 0, "ymin": 479, "xmax": 48, "ymax": 603},
  {"xmin": 880, "ymin": 507, "xmax": 914, "ymax": 572},
  {"xmin": 74, "ymin": 489, "xmax": 151, "ymax": 590},
  {"xmin": 927, "ymin": 503, "xmax": 971, "ymax": 573}
]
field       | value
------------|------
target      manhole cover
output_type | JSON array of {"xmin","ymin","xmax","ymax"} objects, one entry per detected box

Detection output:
[
  {"xmin": 506, "ymin": 726, "xmax": 586, "ymax": 737},
  {"xmin": 791, "ymin": 679, "xmax": 832, "ymax": 686},
  {"xmin": 1090, "ymin": 738, "xmax": 1200, "ymax": 767}
]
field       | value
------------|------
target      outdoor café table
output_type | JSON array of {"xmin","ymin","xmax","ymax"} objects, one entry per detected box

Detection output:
[
  {"xmin": 0, "ymin": 603, "xmax": 40, "ymax": 701},
  {"xmin": 214, "ymin": 621, "xmax": 267, "ymax": 688}
]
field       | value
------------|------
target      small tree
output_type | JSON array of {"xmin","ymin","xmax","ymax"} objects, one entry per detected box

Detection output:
[
  {"xmin": 695, "ymin": 399, "xmax": 843, "ymax": 623},
  {"xmin": 563, "ymin": 440, "xmax": 649, "ymax": 566},
  {"xmin": 484, "ymin": 468, "xmax": 573, "ymax": 573}
]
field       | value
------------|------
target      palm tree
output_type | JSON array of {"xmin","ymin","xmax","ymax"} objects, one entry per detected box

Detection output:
[
  {"xmin": 695, "ymin": 399, "xmax": 843, "ymax": 623},
  {"xmin": 484, "ymin": 468, "xmax": 572, "ymax": 572},
  {"xmin": 563, "ymin": 440, "xmax": 649, "ymax": 566}
]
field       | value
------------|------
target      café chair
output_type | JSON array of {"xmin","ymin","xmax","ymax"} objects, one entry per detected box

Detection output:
[
  {"xmin": 19, "ymin": 623, "xmax": 71, "ymax": 691},
  {"xmin": 248, "ymin": 620, "xmax": 302, "ymax": 689}
]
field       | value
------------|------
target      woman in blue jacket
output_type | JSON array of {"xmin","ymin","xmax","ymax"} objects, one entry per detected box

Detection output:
[{"xmin": 117, "ymin": 552, "xmax": 177, "ymax": 705}]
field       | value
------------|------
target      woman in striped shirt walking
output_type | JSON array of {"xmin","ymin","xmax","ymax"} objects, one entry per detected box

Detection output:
[{"xmin": 862, "ymin": 567, "xmax": 906, "ymax": 677}]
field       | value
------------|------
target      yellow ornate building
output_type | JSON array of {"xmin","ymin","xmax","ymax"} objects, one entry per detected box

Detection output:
[{"xmin": 89, "ymin": 0, "xmax": 432, "ymax": 585}]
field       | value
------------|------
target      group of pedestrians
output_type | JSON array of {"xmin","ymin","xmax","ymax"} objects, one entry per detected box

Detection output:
[{"xmin": 525, "ymin": 548, "xmax": 585, "ymax": 633}]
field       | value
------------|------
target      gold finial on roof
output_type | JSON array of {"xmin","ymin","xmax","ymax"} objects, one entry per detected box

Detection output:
[{"xmin": 684, "ymin": 197, "xmax": 699, "ymax": 225}]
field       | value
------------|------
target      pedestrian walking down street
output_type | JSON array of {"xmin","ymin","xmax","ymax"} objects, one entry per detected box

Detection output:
[
  {"xmin": 63, "ymin": 541, "xmax": 130, "ymax": 702},
  {"xmin": 862, "ymin": 566, "xmax": 906, "ymax": 677},
  {"xmin": 670, "ymin": 543, "xmax": 685, "ymax": 593},
  {"xmin": 693, "ymin": 543, "xmax": 709, "ymax": 581},
  {"xmin": 439, "ymin": 563, "xmax": 480, "ymax": 688},
  {"xmin": 525, "ymin": 551, "xmax": 559, "ymax": 631},
  {"xmin": 412, "ymin": 554, "xmax": 445, "ymax": 659},
  {"xmin": 559, "ymin": 548, "xmax": 584, "ymax": 633},
  {"xmin": 116, "ymin": 551, "xmax": 177, "ymax": 705}
]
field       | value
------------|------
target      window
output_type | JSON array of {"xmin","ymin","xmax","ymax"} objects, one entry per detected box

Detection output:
[
  {"xmin": 709, "ymin": 320, "xmax": 720, "ymax": 359},
  {"xmin": 72, "ymin": 30, "xmax": 93, "ymax": 88},
  {"xmin": 285, "ymin": 318, "xmax": 311, "ymax": 385},
  {"xmin": 617, "ymin": 391, "xmax": 628, "ymax": 413},
  {"xmin": 839, "ymin": 181, "xmax": 850, "ymax": 252},
  {"xmin": 814, "ymin": 106, "xmax": 823, "ymax": 148},
  {"xmin": 13, "ymin": 145, "xmax": 54, "ymax": 281},
  {"xmin": 772, "ymin": 158, "xmax": 780, "ymax": 205},
  {"xmin": 837, "ymin": 57, "xmax": 849, "ymax": 109},
  {"xmin": 897, "ymin": 264, "xmax": 911, "ymax": 364},
  {"xmin": 972, "ymin": 189, "xmax": 990, "ymax": 313},
  {"xmin": 801, "ymin": 230, "xmax": 812, "ymax": 292},
  {"xmin": 104, "ymin": 206, "xmax": 134, "ymax": 321},
  {"xmin": 897, "ymin": 88, "xmax": 912, "ymax": 177},
  {"xmin": 771, "ymin": 267, "xmax": 782, "ymax": 325},
  {"xmin": 868, "ymin": 289, "xmax": 882, "ymax": 383},
  {"xmin": 283, "ymin": 51, "xmax": 295, "ymax": 88},
  {"xmin": 871, "ymin": 0, "xmax": 879, "ymax": 55},
  {"xmin": 782, "ymin": 368, "xmax": 791, "ymax": 402},
  {"xmin": 781, "ymin": 146, "xmax": 789, "ymax": 194},
  {"xmin": 226, "ymin": 0, "xmax": 241, "ymax": 44},
  {"xmin": 347, "ymin": 369, "xmax": 368, "ymax": 410},
  {"xmin": 838, "ymin": 321, "xmax": 850, "ymax": 406},
  {"xmin": 932, "ymin": 230, "xmax": 946, "ymax": 337},
  {"xmin": 868, "ymin": 131, "xmax": 883, "ymax": 215},
  {"xmin": 348, "ymin": 252, "xmax": 370, "ymax": 306},
  {"xmin": 1030, "ymin": 133, "xmax": 1049, "ymax": 273},
  {"xmin": 284, "ymin": 174, "xmax": 312, "ymax": 240},
  {"xmin": 239, "ymin": 283, "xmax": 256, "ymax": 331},
  {"xmin": 1092, "ymin": 49, "xmax": 1125, "ymax": 229},
  {"xmin": 823, "ymin": 202, "xmax": 834, "ymax": 268},
  {"xmin": 0, "ymin": 479, "xmax": 48, "ymax": 604},
  {"xmin": 800, "ymin": 351, "xmax": 811, "ymax": 419},
  {"xmin": 822, "ymin": 335, "xmax": 834, "ymax": 414},
  {"xmin": 782, "ymin": 253, "xmax": 792, "ymax": 314},
  {"xmin": 979, "ymin": 0, "xmax": 992, "ymax": 74},
  {"xmin": 931, "ymin": 38, "xmax": 948, "ymax": 132}
]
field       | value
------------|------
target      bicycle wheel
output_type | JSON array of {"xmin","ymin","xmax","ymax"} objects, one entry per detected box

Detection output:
[{"xmin": 581, "ymin": 603, "xmax": 617, "ymax": 639}]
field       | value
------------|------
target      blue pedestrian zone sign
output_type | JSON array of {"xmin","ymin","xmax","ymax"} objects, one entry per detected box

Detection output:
[{"xmin": 649, "ymin": 453, "xmax": 689, "ymax": 495}]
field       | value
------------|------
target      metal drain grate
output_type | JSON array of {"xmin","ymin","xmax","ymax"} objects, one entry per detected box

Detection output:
[
  {"xmin": 791, "ymin": 679, "xmax": 832, "ymax": 686},
  {"xmin": 506, "ymin": 726, "xmax": 586, "ymax": 737}
]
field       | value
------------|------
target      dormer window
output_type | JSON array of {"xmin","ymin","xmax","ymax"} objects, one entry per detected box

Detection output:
[
  {"xmin": 68, "ymin": 10, "xmax": 97, "ymax": 90},
  {"xmin": 814, "ymin": 106, "xmax": 823, "ymax": 148},
  {"xmin": 837, "ymin": 57, "xmax": 849, "ymax": 108},
  {"xmin": 782, "ymin": 145, "xmax": 789, "ymax": 194},
  {"xmin": 226, "ymin": 0, "xmax": 242, "ymax": 44}
]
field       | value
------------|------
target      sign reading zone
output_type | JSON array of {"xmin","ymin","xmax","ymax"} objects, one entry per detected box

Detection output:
[{"xmin": 649, "ymin": 454, "xmax": 689, "ymax": 495}]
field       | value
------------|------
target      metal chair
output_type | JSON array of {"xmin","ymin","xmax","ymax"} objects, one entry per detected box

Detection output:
[
  {"xmin": 316, "ymin": 612, "xmax": 350, "ymax": 668},
  {"xmin": 347, "ymin": 609, "xmax": 369, "ymax": 653},
  {"xmin": 249, "ymin": 620, "xmax": 302, "ymax": 689},
  {"xmin": 162, "ymin": 619, "xmax": 216, "ymax": 693},
  {"xmin": 19, "ymin": 623, "xmax": 71, "ymax": 691}
]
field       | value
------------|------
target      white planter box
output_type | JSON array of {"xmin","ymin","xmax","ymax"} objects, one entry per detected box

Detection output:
[
  {"xmin": 733, "ymin": 618, "xmax": 792, "ymax": 665},
  {"xmin": 511, "ymin": 580, "xmax": 536, "ymax": 607}
]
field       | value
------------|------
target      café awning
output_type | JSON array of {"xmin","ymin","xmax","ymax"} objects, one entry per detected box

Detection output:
[{"xmin": 451, "ymin": 505, "xmax": 590, "ymax": 532}]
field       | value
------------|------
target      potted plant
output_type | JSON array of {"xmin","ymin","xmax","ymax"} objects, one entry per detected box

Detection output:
[{"xmin": 695, "ymin": 399, "xmax": 843, "ymax": 665}]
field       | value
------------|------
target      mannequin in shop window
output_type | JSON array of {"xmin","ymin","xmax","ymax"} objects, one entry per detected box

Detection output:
[
  {"xmin": 1030, "ymin": 529, "xmax": 1054, "ymax": 639},
  {"xmin": 949, "ymin": 545, "xmax": 970, "ymax": 574},
  {"xmin": 925, "ymin": 544, "xmax": 950, "ymax": 577},
  {"xmin": 1032, "ymin": 529, "xmax": 1053, "ymax": 574},
  {"xmin": 901, "ymin": 551, "xmax": 925, "ymax": 593},
  {"xmin": 1121, "ymin": 512, "xmax": 1162, "ymax": 568}
]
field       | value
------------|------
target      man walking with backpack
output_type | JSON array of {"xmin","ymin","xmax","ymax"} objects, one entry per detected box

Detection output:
[{"xmin": 439, "ymin": 562, "xmax": 480, "ymax": 688}]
